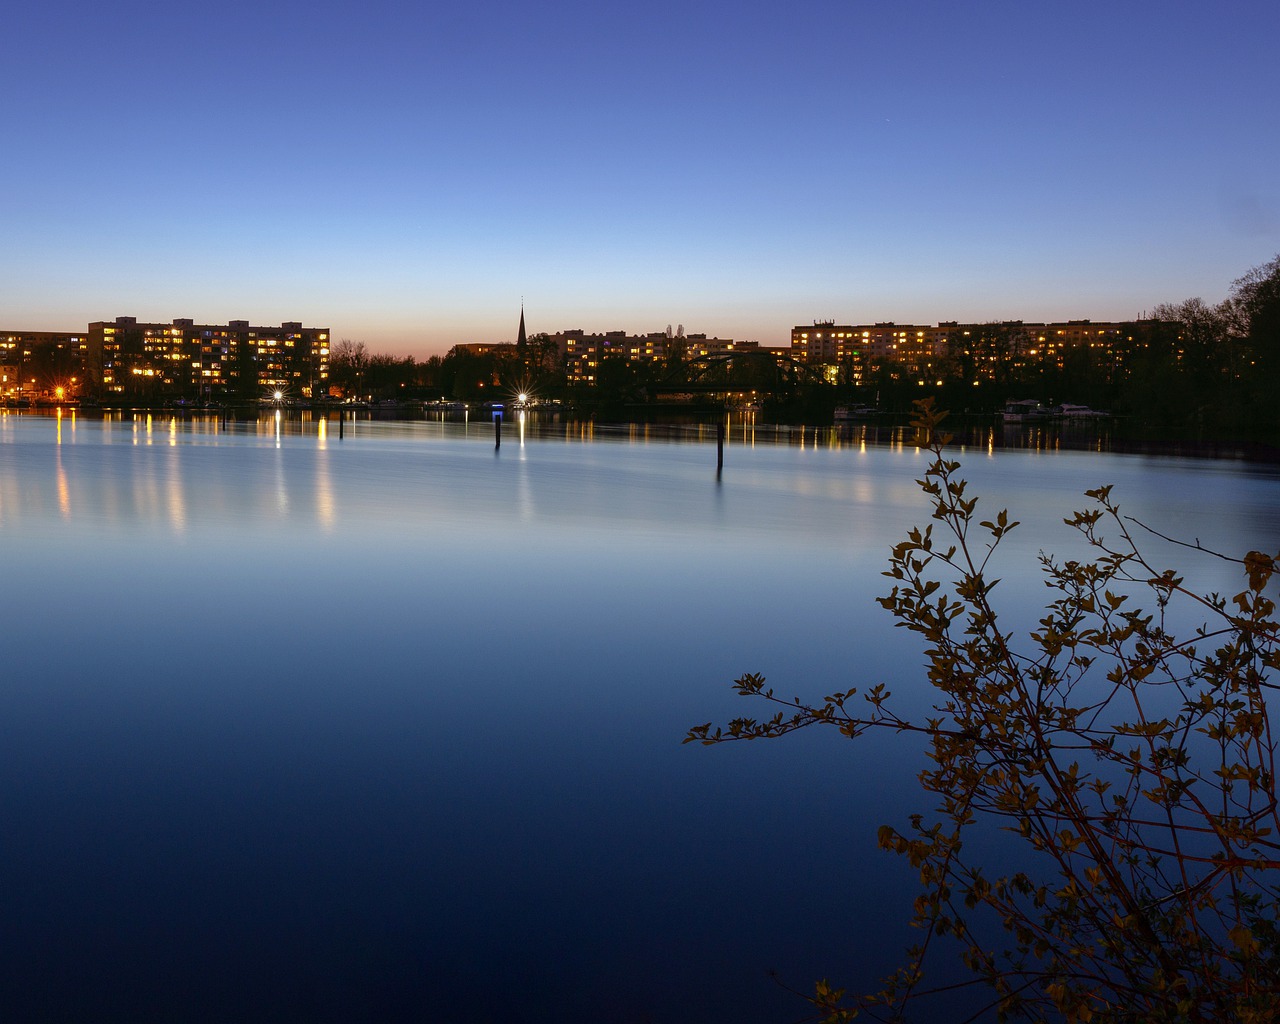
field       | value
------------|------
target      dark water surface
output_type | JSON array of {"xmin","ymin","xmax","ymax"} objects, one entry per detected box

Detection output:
[{"xmin": 2, "ymin": 411, "xmax": 1278, "ymax": 1022}]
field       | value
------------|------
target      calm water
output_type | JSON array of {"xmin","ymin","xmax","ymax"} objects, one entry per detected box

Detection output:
[{"xmin": 2, "ymin": 411, "xmax": 1278, "ymax": 1023}]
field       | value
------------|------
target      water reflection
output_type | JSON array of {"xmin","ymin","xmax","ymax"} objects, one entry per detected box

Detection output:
[
  {"xmin": 55, "ymin": 446, "xmax": 70, "ymax": 519},
  {"xmin": 166, "ymin": 445, "xmax": 186, "ymax": 532},
  {"xmin": 8, "ymin": 405, "xmax": 1276, "ymax": 465},
  {"xmin": 1, "ymin": 412, "xmax": 1277, "ymax": 537},
  {"xmin": 315, "ymin": 445, "xmax": 334, "ymax": 530},
  {"xmin": 0, "ymin": 413, "xmax": 1278, "ymax": 1023}
]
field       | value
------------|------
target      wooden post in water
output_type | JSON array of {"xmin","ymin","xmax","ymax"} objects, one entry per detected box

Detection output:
[
  {"xmin": 717, "ymin": 421, "xmax": 725, "ymax": 476},
  {"xmin": 495, "ymin": 412, "xmax": 502, "ymax": 449},
  {"xmin": 339, "ymin": 411, "xmax": 344, "ymax": 440}
]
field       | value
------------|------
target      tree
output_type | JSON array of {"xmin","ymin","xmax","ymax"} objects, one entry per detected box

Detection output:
[
  {"xmin": 1124, "ymin": 303, "xmax": 1234, "ymax": 434},
  {"xmin": 663, "ymin": 331, "xmax": 690, "ymax": 382},
  {"xmin": 1230, "ymin": 255, "xmax": 1280, "ymax": 363},
  {"xmin": 1132, "ymin": 254, "xmax": 1280, "ymax": 438},
  {"xmin": 593, "ymin": 352, "xmax": 641, "ymax": 406},
  {"xmin": 688, "ymin": 400, "xmax": 1280, "ymax": 1022},
  {"xmin": 329, "ymin": 338, "xmax": 369, "ymax": 399},
  {"xmin": 943, "ymin": 322, "xmax": 1030, "ymax": 389},
  {"xmin": 1148, "ymin": 298, "xmax": 1232, "ymax": 380},
  {"xmin": 525, "ymin": 332, "xmax": 563, "ymax": 383}
]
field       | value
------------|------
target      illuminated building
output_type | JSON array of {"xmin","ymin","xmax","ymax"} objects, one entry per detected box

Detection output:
[
  {"xmin": 0, "ymin": 330, "xmax": 89, "ymax": 401},
  {"xmin": 87, "ymin": 317, "xmax": 330, "ymax": 400},
  {"xmin": 549, "ymin": 329, "xmax": 741, "ymax": 383},
  {"xmin": 792, "ymin": 319, "xmax": 1130, "ymax": 383},
  {"xmin": 449, "ymin": 343, "xmax": 509, "ymax": 357}
]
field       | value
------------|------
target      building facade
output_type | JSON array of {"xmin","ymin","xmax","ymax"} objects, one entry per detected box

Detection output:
[
  {"xmin": 549, "ymin": 329, "xmax": 742, "ymax": 383},
  {"xmin": 87, "ymin": 317, "xmax": 330, "ymax": 400},
  {"xmin": 0, "ymin": 330, "xmax": 89, "ymax": 402},
  {"xmin": 791, "ymin": 319, "xmax": 1132, "ymax": 384}
]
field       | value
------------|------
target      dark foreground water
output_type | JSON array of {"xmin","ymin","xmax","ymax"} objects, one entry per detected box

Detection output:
[{"xmin": 1, "ymin": 411, "xmax": 1278, "ymax": 1023}]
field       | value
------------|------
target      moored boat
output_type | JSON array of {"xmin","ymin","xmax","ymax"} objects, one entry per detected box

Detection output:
[
  {"xmin": 834, "ymin": 403, "xmax": 879, "ymax": 422},
  {"xmin": 1002, "ymin": 399, "xmax": 1048, "ymax": 423}
]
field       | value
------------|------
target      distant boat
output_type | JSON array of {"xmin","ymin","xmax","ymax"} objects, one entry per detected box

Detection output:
[
  {"xmin": 1001, "ymin": 399, "xmax": 1048, "ymax": 423},
  {"xmin": 834, "ymin": 403, "xmax": 879, "ymax": 422},
  {"xmin": 1053, "ymin": 403, "xmax": 1109, "ymax": 420}
]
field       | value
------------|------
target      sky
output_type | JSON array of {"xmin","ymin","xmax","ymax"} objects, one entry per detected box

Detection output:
[{"xmin": 2, "ymin": 0, "xmax": 1278, "ymax": 357}]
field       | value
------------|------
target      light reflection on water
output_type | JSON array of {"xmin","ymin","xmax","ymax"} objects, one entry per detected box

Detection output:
[{"xmin": 0, "ymin": 413, "xmax": 1278, "ymax": 1023}]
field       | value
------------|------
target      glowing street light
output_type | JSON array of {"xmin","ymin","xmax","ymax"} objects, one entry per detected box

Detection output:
[{"xmin": 510, "ymin": 379, "xmax": 535, "ymax": 409}]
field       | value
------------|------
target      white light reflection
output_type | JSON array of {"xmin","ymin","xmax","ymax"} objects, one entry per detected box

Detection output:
[
  {"xmin": 166, "ymin": 449, "xmax": 187, "ymax": 533},
  {"xmin": 273, "ymin": 430, "xmax": 289, "ymax": 517},
  {"xmin": 315, "ymin": 443, "xmax": 334, "ymax": 530},
  {"xmin": 515, "ymin": 445, "xmax": 535, "ymax": 520}
]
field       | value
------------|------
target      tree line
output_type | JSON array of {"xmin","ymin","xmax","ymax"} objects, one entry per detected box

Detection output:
[
  {"xmin": 325, "ymin": 333, "xmax": 562, "ymax": 404},
  {"xmin": 333, "ymin": 253, "xmax": 1280, "ymax": 439}
]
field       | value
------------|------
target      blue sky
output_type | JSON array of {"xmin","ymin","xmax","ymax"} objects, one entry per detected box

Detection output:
[{"xmin": 3, "ymin": 0, "xmax": 1277, "ymax": 356}]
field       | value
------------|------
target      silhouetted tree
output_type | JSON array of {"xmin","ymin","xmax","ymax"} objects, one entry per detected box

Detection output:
[
  {"xmin": 329, "ymin": 339, "xmax": 369, "ymax": 399},
  {"xmin": 364, "ymin": 353, "xmax": 417, "ymax": 399},
  {"xmin": 1231, "ymin": 255, "xmax": 1280, "ymax": 379},
  {"xmin": 1149, "ymin": 297, "xmax": 1232, "ymax": 379}
]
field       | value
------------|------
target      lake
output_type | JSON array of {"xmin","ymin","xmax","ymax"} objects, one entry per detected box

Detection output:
[{"xmin": 2, "ymin": 409, "xmax": 1278, "ymax": 1023}]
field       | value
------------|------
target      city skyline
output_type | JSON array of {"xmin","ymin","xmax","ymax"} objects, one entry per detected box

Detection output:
[{"xmin": 3, "ymin": 0, "xmax": 1277, "ymax": 358}]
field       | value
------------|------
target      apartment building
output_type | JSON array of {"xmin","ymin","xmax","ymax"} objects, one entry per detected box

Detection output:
[
  {"xmin": 792, "ymin": 319, "xmax": 1131, "ymax": 383},
  {"xmin": 0, "ymin": 330, "xmax": 89, "ymax": 401},
  {"xmin": 550, "ymin": 329, "xmax": 742, "ymax": 383},
  {"xmin": 87, "ymin": 317, "xmax": 330, "ymax": 399}
]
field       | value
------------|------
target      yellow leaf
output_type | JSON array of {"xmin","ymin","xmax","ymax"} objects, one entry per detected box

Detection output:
[{"xmin": 1229, "ymin": 924, "xmax": 1259, "ymax": 954}]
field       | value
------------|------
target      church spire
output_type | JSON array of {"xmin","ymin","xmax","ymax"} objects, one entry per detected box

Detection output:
[{"xmin": 517, "ymin": 304, "xmax": 527, "ymax": 348}]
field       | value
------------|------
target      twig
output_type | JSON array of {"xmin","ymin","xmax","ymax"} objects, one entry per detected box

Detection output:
[{"xmin": 1123, "ymin": 516, "xmax": 1244, "ymax": 565}]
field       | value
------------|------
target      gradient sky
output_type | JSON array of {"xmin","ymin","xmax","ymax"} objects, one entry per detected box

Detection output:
[{"xmin": 3, "ymin": 0, "xmax": 1278, "ymax": 357}]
